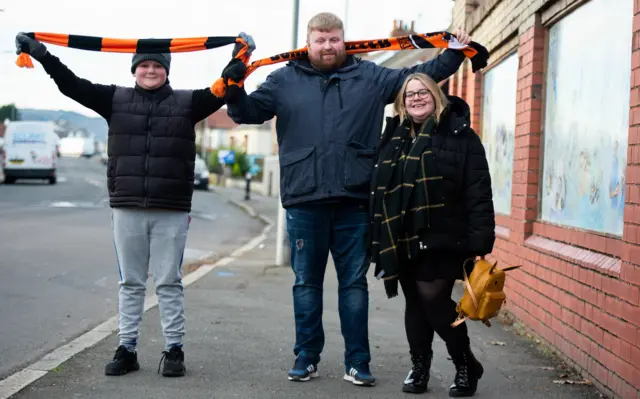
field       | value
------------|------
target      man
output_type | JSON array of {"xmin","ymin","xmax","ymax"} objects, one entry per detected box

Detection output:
[
  {"xmin": 16, "ymin": 32, "xmax": 254, "ymax": 377},
  {"xmin": 223, "ymin": 14, "xmax": 471, "ymax": 386}
]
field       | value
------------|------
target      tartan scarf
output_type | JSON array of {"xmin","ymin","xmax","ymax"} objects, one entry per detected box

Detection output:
[
  {"xmin": 16, "ymin": 31, "xmax": 489, "ymax": 98},
  {"xmin": 370, "ymin": 116, "xmax": 439, "ymax": 298}
]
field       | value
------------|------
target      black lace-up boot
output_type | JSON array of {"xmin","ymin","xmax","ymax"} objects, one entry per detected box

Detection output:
[
  {"xmin": 448, "ymin": 345, "xmax": 483, "ymax": 397},
  {"xmin": 402, "ymin": 350, "xmax": 433, "ymax": 394}
]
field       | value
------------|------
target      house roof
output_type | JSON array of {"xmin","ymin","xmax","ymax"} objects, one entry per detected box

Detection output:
[{"xmin": 205, "ymin": 108, "xmax": 237, "ymax": 130}]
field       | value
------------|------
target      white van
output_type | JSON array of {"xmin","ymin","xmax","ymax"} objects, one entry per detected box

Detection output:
[{"xmin": 1, "ymin": 121, "xmax": 59, "ymax": 184}]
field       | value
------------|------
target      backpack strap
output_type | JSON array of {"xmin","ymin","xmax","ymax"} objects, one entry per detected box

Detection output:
[{"xmin": 452, "ymin": 258, "xmax": 478, "ymax": 327}]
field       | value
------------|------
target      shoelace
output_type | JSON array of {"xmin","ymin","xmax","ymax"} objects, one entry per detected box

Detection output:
[
  {"xmin": 157, "ymin": 351, "xmax": 169, "ymax": 374},
  {"xmin": 157, "ymin": 350, "xmax": 182, "ymax": 374},
  {"xmin": 454, "ymin": 355, "xmax": 470, "ymax": 388}
]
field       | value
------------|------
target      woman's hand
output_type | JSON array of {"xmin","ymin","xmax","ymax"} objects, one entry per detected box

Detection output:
[{"xmin": 455, "ymin": 28, "xmax": 472, "ymax": 46}]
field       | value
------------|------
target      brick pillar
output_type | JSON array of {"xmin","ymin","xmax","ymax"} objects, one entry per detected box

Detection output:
[
  {"xmin": 451, "ymin": 72, "xmax": 459, "ymax": 99},
  {"xmin": 466, "ymin": 66, "xmax": 483, "ymax": 135},
  {"xmin": 460, "ymin": 61, "xmax": 469, "ymax": 100},
  {"xmin": 511, "ymin": 14, "xmax": 544, "ymax": 245},
  {"xmin": 619, "ymin": 2, "xmax": 640, "ymax": 395}
]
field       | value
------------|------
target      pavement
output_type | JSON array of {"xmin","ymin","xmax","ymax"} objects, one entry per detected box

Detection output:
[{"xmin": 1, "ymin": 186, "xmax": 606, "ymax": 398}]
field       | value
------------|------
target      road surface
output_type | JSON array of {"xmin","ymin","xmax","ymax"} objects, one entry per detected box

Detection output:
[{"xmin": 0, "ymin": 157, "xmax": 263, "ymax": 380}]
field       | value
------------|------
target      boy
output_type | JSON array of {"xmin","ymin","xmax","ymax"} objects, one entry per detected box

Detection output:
[{"xmin": 15, "ymin": 32, "xmax": 254, "ymax": 377}]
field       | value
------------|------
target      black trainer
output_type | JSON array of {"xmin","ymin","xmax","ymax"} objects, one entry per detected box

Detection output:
[
  {"xmin": 105, "ymin": 345, "xmax": 140, "ymax": 376},
  {"xmin": 402, "ymin": 351, "xmax": 432, "ymax": 394},
  {"xmin": 158, "ymin": 346, "xmax": 186, "ymax": 377},
  {"xmin": 449, "ymin": 346, "xmax": 484, "ymax": 397}
]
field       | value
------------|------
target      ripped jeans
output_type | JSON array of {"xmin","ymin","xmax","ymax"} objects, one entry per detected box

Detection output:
[{"xmin": 285, "ymin": 202, "xmax": 371, "ymax": 367}]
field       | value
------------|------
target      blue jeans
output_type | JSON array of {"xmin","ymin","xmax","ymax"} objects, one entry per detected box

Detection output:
[{"xmin": 286, "ymin": 202, "xmax": 371, "ymax": 366}]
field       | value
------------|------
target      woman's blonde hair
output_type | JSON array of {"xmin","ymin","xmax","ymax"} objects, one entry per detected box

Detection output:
[{"xmin": 394, "ymin": 73, "xmax": 449, "ymax": 126}]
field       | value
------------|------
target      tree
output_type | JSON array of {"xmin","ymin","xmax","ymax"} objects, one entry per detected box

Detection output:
[{"xmin": 0, "ymin": 104, "xmax": 19, "ymax": 121}]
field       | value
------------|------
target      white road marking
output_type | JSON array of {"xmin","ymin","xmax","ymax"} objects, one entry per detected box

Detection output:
[
  {"xmin": 49, "ymin": 201, "xmax": 77, "ymax": 208},
  {"xmin": 0, "ymin": 215, "xmax": 273, "ymax": 399},
  {"xmin": 83, "ymin": 178, "xmax": 103, "ymax": 188}
]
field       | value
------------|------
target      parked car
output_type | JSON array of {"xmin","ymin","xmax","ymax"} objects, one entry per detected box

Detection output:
[
  {"xmin": 194, "ymin": 153, "xmax": 209, "ymax": 190},
  {"xmin": 2, "ymin": 121, "xmax": 59, "ymax": 184}
]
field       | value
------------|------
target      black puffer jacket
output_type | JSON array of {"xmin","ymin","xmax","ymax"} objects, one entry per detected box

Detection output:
[
  {"xmin": 368, "ymin": 95, "xmax": 495, "ymax": 260},
  {"xmin": 40, "ymin": 52, "xmax": 225, "ymax": 212},
  {"xmin": 107, "ymin": 86, "xmax": 195, "ymax": 211}
]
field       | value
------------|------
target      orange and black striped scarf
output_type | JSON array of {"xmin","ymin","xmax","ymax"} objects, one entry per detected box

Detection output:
[{"xmin": 17, "ymin": 31, "xmax": 488, "ymax": 98}]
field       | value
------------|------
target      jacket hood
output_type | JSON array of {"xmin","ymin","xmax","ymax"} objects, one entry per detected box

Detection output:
[{"xmin": 439, "ymin": 95, "xmax": 472, "ymax": 134}]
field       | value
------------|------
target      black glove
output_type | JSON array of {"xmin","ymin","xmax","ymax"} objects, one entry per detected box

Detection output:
[
  {"xmin": 222, "ymin": 58, "xmax": 247, "ymax": 83},
  {"xmin": 232, "ymin": 32, "xmax": 256, "ymax": 58},
  {"xmin": 221, "ymin": 58, "xmax": 247, "ymax": 104},
  {"xmin": 15, "ymin": 33, "xmax": 47, "ymax": 60}
]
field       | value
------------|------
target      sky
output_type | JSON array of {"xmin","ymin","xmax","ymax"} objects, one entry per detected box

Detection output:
[{"xmin": 0, "ymin": 0, "xmax": 453, "ymax": 117}]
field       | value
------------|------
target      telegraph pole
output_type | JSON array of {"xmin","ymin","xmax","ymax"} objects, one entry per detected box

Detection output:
[{"xmin": 275, "ymin": 0, "xmax": 299, "ymax": 267}]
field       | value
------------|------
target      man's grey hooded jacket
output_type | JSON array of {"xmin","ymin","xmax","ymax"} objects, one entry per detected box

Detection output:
[{"xmin": 227, "ymin": 51, "xmax": 465, "ymax": 208}]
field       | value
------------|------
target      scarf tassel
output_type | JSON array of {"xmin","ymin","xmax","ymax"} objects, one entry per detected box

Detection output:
[{"xmin": 16, "ymin": 52, "xmax": 34, "ymax": 68}]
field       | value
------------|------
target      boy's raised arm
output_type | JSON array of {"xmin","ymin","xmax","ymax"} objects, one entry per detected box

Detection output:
[{"xmin": 16, "ymin": 33, "xmax": 115, "ymax": 121}]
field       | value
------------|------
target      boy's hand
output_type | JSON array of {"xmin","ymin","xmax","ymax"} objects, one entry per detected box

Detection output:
[
  {"xmin": 232, "ymin": 32, "xmax": 256, "ymax": 58},
  {"xmin": 15, "ymin": 33, "xmax": 47, "ymax": 60}
]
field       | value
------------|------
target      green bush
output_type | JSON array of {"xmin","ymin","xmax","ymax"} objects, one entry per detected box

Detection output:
[
  {"xmin": 206, "ymin": 149, "xmax": 221, "ymax": 174},
  {"xmin": 234, "ymin": 151, "xmax": 250, "ymax": 176}
]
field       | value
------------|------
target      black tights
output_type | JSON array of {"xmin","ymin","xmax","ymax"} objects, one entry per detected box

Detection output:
[{"xmin": 400, "ymin": 277, "xmax": 470, "ymax": 357}]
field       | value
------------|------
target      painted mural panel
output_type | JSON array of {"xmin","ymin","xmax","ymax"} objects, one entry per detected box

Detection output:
[
  {"xmin": 540, "ymin": 0, "xmax": 632, "ymax": 236},
  {"xmin": 482, "ymin": 53, "xmax": 518, "ymax": 215}
]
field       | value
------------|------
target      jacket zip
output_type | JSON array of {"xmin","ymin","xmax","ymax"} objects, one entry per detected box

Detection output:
[
  {"xmin": 336, "ymin": 81, "xmax": 343, "ymax": 109},
  {"xmin": 144, "ymin": 98, "xmax": 153, "ymax": 207}
]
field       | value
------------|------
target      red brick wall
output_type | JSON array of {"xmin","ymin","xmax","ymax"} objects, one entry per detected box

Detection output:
[{"xmin": 453, "ymin": 0, "xmax": 640, "ymax": 398}]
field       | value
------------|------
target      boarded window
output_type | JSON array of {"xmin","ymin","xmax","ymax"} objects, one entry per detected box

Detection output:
[
  {"xmin": 540, "ymin": 0, "xmax": 632, "ymax": 236},
  {"xmin": 482, "ymin": 53, "xmax": 518, "ymax": 215}
]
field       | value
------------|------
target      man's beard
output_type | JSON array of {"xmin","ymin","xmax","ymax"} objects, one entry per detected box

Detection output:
[{"xmin": 309, "ymin": 50, "xmax": 347, "ymax": 71}]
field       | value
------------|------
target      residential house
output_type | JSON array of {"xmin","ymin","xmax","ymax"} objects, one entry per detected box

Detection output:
[
  {"xmin": 196, "ymin": 108, "xmax": 238, "ymax": 152},
  {"xmin": 227, "ymin": 119, "xmax": 273, "ymax": 156}
]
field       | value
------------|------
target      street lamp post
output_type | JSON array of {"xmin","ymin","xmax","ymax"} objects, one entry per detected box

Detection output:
[{"xmin": 275, "ymin": 0, "xmax": 300, "ymax": 267}]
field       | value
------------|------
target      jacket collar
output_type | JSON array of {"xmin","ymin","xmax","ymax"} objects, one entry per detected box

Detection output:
[{"xmin": 134, "ymin": 80, "xmax": 173, "ymax": 102}]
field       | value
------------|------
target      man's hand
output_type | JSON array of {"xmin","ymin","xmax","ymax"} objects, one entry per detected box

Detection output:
[
  {"xmin": 455, "ymin": 27, "xmax": 472, "ymax": 46},
  {"xmin": 15, "ymin": 32, "xmax": 47, "ymax": 60},
  {"xmin": 221, "ymin": 58, "xmax": 248, "ymax": 103},
  {"xmin": 232, "ymin": 32, "xmax": 256, "ymax": 58}
]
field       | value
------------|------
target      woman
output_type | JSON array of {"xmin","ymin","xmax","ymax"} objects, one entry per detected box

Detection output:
[{"xmin": 368, "ymin": 73, "xmax": 495, "ymax": 396}]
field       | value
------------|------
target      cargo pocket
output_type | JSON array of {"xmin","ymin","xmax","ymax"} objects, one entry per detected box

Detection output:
[
  {"xmin": 281, "ymin": 146, "xmax": 317, "ymax": 198},
  {"xmin": 344, "ymin": 142, "xmax": 376, "ymax": 191}
]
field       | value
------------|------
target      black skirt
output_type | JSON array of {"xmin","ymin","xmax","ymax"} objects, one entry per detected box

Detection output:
[{"xmin": 400, "ymin": 250, "xmax": 476, "ymax": 282}]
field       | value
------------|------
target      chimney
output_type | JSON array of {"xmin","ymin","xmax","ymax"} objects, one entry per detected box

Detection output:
[{"xmin": 390, "ymin": 19, "xmax": 417, "ymax": 37}]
